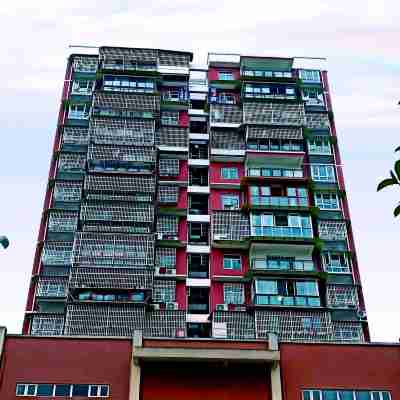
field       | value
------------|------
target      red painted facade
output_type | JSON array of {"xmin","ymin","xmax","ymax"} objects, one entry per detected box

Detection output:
[
  {"xmin": 280, "ymin": 343, "xmax": 400, "ymax": 399},
  {"xmin": 208, "ymin": 67, "xmax": 240, "ymax": 81},
  {"xmin": 0, "ymin": 336, "xmax": 131, "ymax": 400},
  {"xmin": 209, "ymin": 162, "xmax": 244, "ymax": 185}
]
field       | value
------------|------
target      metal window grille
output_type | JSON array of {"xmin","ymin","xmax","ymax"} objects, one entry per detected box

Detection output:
[
  {"xmin": 88, "ymin": 143, "xmax": 156, "ymax": 164},
  {"xmin": 41, "ymin": 241, "xmax": 73, "ymax": 266},
  {"xmin": 93, "ymin": 92, "xmax": 160, "ymax": 113},
  {"xmin": 211, "ymin": 129, "xmax": 245, "ymax": 150},
  {"xmin": 47, "ymin": 211, "xmax": 78, "ymax": 233},
  {"xmin": 255, "ymin": 310, "xmax": 334, "ymax": 342},
  {"xmin": 156, "ymin": 127, "xmax": 188, "ymax": 147},
  {"xmin": 318, "ymin": 221, "xmax": 347, "ymax": 241},
  {"xmin": 246, "ymin": 126, "xmax": 303, "ymax": 140},
  {"xmin": 72, "ymin": 232, "xmax": 155, "ymax": 268},
  {"xmin": 84, "ymin": 174, "xmax": 156, "ymax": 194},
  {"xmin": 326, "ymin": 285, "xmax": 359, "ymax": 308},
  {"xmin": 145, "ymin": 310, "xmax": 187, "ymax": 338},
  {"xmin": 53, "ymin": 181, "xmax": 82, "ymax": 202},
  {"xmin": 69, "ymin": 266, "xmax": 153, "ymax": 290},
  {"xmin": 158, "ymin": 186, "xmax": 179, "ymax": 204},
  {"xmin": 157, "ymin": 216, "xmax": 178, "ymax": 235},
  {"xmin": 305, "ymin": 113, "xmax": 330, "ymax": 130},
  {"xmin": 82, "ymin": 224, "xmax": 151, "ymax": 235},
  {"xmin": 80, "ymin": 202, "xmax": 154, "ymax": 224},
  {"xmin": 160, "ymin": 111, "xmax": 180, "ymax": 126},
  {"xmin": 158, "ymin": 51, "xmax": 191, "ymax": 67},
  {"xmin": 86, "ymin": 193, "xmax": 152, "ymax": 203},
  {"xmin": 31, "ymin": 315, "xmax": 64, "ymax": 336},
  {"xmin": 62, "ymin": 127, "xmax": 89, "ymax": 146},
  {"xmin": 243, "ymin": 103, "xmax": 305, "ymax": 126},
  {"xmin": 58, "ymin": 153, "xmax": 86, "ymax": 172},
  {"xmin": 64, "ymin": 303, "xmax": 146, "ymax": 336},
  {"xmin": 100, "ymin": 47, "xmax": 158, "ymax": 67},
  {"xmin": 159, "ymin": 158, "xmax": 180, "ymax": 176},
  {"xmin": 152, "ymin": 280, "xmax": 176, "ymax": 302},
  {"xmin": 212, "ymin": 211, "xmax": 250, "ymax": 241},
  {"xmin": 223, "ymin": 283, "xmax": 244, "ymax": 304},
  {"xmin": 210, "ymin": 104, "xmax": 242, "ymax": 124},
  {"xmin": 213, "ymin": 311, "xmax": 256, "ymax": 340},
  {"xmin": 333, "ymin": 322, "xmax": 364, "ymax": 342},
  {"xmin": 72, "ymin": 56, "xmax": 98, "ymax": 73},
  {"xmin": 36, "ymin": 278, "xmax": 67, "ymax": 297},
  {"xmin": 156, "ymin": 248, "xmax": 176, "ymax": 267},
  {"xmin": 89, "ymin": 117, "xmax": 155, "ymax": 146}
]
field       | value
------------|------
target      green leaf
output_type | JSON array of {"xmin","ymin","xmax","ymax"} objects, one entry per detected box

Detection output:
[
  {"xmin": 394, "ymin": 160, "xmax": 400, "ymax": 182},
  {"xmin": 377, "ymin": 178, "xmax": 397, "ymax": 191},
  {"xmin": 390, "ymin": 170, "xmax": 400, "ymax": 184},
  {"xmin": 394, "ymin": 205, "xmax": 400, "ymax": 217},
  {"xmin": 395, "ymin": 146, "xmax": 400, "ymax": 152}
]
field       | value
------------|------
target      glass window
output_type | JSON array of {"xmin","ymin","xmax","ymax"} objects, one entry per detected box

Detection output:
[
  {"xmin": 218, "ymin": 71, "xmax": 234, "ymax": 80},
  {"xmin": 221, "ymin": 194, "xmax": 240, "ymax": 209},
  {"xmin": 323, "ymin": 390, "xmax": 339, "ymax": 400},
  {"xmin": 311, "ymin": 165, "xmax": 336, "ymax": 183},
  {"xmin": 255, "ymin": 280, "xmax": 278, "ymax": 295},
  {"xmin": 315, "ymin": 192, "xmax": 340, "ymax": 210},
  {"xmin": 16, "ymin": 384, "xmax": 26, "ymax": 396},
  {"xmin": 221, "ymin": 167, "xmax": 239, "ymax": 179},
  {"xmin": 37, "ymin": 384, "xmax": 54, "ymax": 396},
  {"xmin": 223, "ymin": 255, "xmax": 241, "ymax": 270},
  {"xmin": 72, "ymin": 384, "xmax": 89, "ymax": 396},
  {"xmin": 299, "ymin": 69, "xmax": 321, "ymax": 83},
  {"xmin": 308, "ymin": 137, "xmax": 331, "ymax": 154},
  {"xmin": 296, "ymin": 281, "xmax": 319, "ymax": 296},
  {"xmin": 27, "ymin": 385, "xmax": 37, "ymax": 396},
  {"xmin": 223, "ymin": 283, "xmax": 244, "ymax": 304},
  {"xmin": 55, "ymin": 384, "xmax": 71, "ymax": 396}
]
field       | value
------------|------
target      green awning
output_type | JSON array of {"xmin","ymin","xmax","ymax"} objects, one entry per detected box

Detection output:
[{"xmin": 241, "ymin": 57, "xmax": 293, "ymax": 71}]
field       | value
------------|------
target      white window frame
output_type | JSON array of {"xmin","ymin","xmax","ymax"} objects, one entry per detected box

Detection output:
[
  {"xmin": 218, "ymin": 71, "xmax": 234, "ymax": 81},
  {"xmin": 311, "ymin": 164, "xmax": 336, "ymax": 183},
  {"xmin": 314, "ymin": 192, "xmax": 340, "ymax": 210},
  {"xmin": 16, "ymin": 384, "xmax": 38, "ymax": 396},
  {"xmin": 223, "ymin": 283, "xmax": 244, "ymax": 304},
  {"xmin": 308, "ymin": 136, "xmax": 331, "ymax": 155},
  {"xmin": 69, "ymin": 103, "xmax": 90, "ymax": 120},
  {"xmin": 221, "ymin": 167, "xmax": 239, "ymax": 179},
  {"xmin": 299, "ymin": 69, "xmax": 321, "ymax": 83},
  {"xmin": 88, "ymin": 384, "xmax": 110, "ymax": 397},
  {"xmin": 71, "ymin": 80, "xmax": 95, "ymax": 95},
  {"xmin": 221, "ymin": 194, "xmax": 240, "ymax": 210},
  {"xmin": 223, "ymin": 255, "xmax": 242, "ymax": 271}
]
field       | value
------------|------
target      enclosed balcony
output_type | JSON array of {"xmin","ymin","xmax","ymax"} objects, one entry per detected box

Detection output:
[
  {"xmin": 326, "ymin": 285, "xmax": 359, "ymax": 309},
  {"xmin": 209, "ymin": 104, "xmax": 242, "ymax": 128},
  {"xmin": 322, "ymin": 251, "xmax": 351, "ymax": 274},
  {"xmin": 103, "ymin": 75, "xmax": 156, "ymax": 94},
  {"xmin": 30, "ymin": 314, "xmax": 64, "ymax": 336},
  {"xmin": 305, "ymin": 112, "xmax": 331, "ymax": 131},
  {"xmin": 242, "ymin": 82, "xmax": 298, "ymax": 101},
  {"xmin": 318, "ymin": 220, "xmax": 348, "ymax": 242},
  {"xmin": 156, "ymin": 126, "xmax": 189, "ymax": 152},
  {"xmin": 72, "ymin": 55, "xmax": 98, "ymax": 74},
  {"xmin": 209, "ymin": 88, "xmax": 239, "ymax": 105},
  {"xmin": 161, "ymin": 87, "xmax": 189, "ymax": 106},
  {"xmin": 36, "ymin": 277, "xmax": 68, "ymax": 299},
  {"xmin": 250, "ymin": 213, "xmax": 313, "ymax": 240},
  {"xmin": 188, "ymin": 253, "xmax": 209, "ymax": 279},
  {"xmin": 210, "ymin": 128, "xmax": 245, "ymax": 161},
  {"xmin": 52, "ymin": 181, "xmax": 82, "ymax": 209},
  {"xmin": 61, "ymin": 126, "xmax": 89, "ymax": 148},
  {"xmin": 249, "ymin": 185, "xmax": 309, "ymax": 210},
  {"xmin": 212, "ymin": 211, "xmax": 250, "ymax": 248},
  {"xmin": 250, "ymin": 243, "xmax": 315, "ymax": 274},
  {"xmin": 253, "ymin": 279, "xmax": 321, "ymax": 307},
  {"xmin": 301, "ymin": 86, "xmax": 325, "ymax": 109},
  {"xmin": 71, "ymin": 79, "xmax": 95, "ymax": 96},
  {"xmin": 240, "ymin": 56, "xmax": 294, "ymax": 81},
  {"xmin": 41, "ymin": 241, "xmax": 73, "ymax": 269}
]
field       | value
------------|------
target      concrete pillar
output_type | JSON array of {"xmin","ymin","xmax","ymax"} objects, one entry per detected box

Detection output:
[
  {"xmin": 270, "ymin": 362, "xmax": 283, "ymax": 400},
  {"xmin": 129, "ymin": 360, "xmax": 141, "ymax": 400},
  {"xmin": 0, "ymin": 326, "xmax": 6, "ymax": 363}
]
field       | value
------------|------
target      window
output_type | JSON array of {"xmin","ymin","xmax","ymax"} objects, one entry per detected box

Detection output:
[
  {"xmin": 311, "ymin": 164, "xmax": 336, "ymax": 183},
  {"xmin": 223, "ymin": 283, "xmax": 244, "ymax": 304},
  {"xmin": 161, "ymin": 111, "xmax": 179, "ymax": 126},
  {"xmin": 36, "ymin": 384, "xmax": 54, "ymax": 396},
  {"xmin": 71, "ymin": 80, "xmax": 95, "ymax": 95},
  {"xmin": 299, "ymin": 69, "xmax": 321, "ymax": 83},
  {"xmin": 72, "ymin": 384, "xmax": 90, "ymax": 396},
  {"xmin": 89, "ymin": 385, "xmax": 109, "ymax": 397},
  {"xmin": 218, "ymin": 71, "xmax": 234, "ymax": 80},
  {"xmin": 55, "ymin": 384, "xmax": 71, "ymax": 396},
  {"xmin": 16, "ymin": 384, "xmax": 37, "ymax": 396},
  {"xmin": 223, "ymin": 255, "xmax": 241, "ymax": 270},
  {"xmin": 221, "ymin": 167, "xmax": 239, "ymax": 179},
  {"xmin": 315, "ymin": 192, "xmax": 340, "ymax": 210},
  {"xmin": 302, "ymin": 87, "xmax": 324, "ymax": 106},
  {"xmin": 221, "ymin": 194, "xmax": 240, "ymax": 209},
  {"xmin": 308, "ymin": 137, "xmax": 331, "ymax": 154},
  {"xmin": 323, "ymin": 252, "xmax": 350, "ymax": 273},
  {"xmin": 302, "ymin": 390, "xmax": 391, "ymax": 400},
  {"xmin": 69, "ymin": 104, "xmax": 90, "ymax": 120}
]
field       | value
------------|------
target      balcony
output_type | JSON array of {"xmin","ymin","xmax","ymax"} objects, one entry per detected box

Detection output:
[
  {"xmin": 242, "ymin": 83, "xmax": 297, "ymax": 102},
  {"xmin": 245, "ymin": 167, "xmax": 304, "ymax": 182},
  {"xmin": 246, "ymin": 139, "xmax": 304, "ymax": 153},
  {"xmin": 251, "ymin": 258, "xmax": 315, "ymax": 273},
  {"xmin": 208, "ymin": 53, "xmax": 240, "ymax": 67},
  {"xmin": 209, "ymin": 104, "xmax": 242, "ymax": 128},
  {"xmin": 253, "ymin": 294, "xmax": 321, "ymax": 307},
  {"xmin": 250, "ymin": 225, "xmax": 313, "ymax": 240},
  {"xmin": 240, "ymin": 56, "xmax": 294, "ymax": 82},
  {"xmin": 250, "ymin": 195, "xmax": 308, "ymax": 210}
]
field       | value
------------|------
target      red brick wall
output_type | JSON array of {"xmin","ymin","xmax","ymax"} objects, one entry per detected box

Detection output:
[{"xmin": 280, "ymin": 343, "xmax": 400, "ymax": 399}]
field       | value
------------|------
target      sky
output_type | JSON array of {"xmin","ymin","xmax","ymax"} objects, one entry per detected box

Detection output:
[{"xmin": 0, "ymin": 0, "xmax": 399, "ymax": 341}]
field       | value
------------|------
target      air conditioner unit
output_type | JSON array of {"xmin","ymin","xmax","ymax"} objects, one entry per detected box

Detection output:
[
  {"xmin": 216, "ymin": 303, "xmax": 228, "ymax": 311},
  {"xmin": 157, "ymin": 233, "xmax": 163, "ymax": 240},
  {"xmin": 166, "ymin": 302, "xmax": 179, "ymax": 310},
  {"xmin": 155, "ymin": 267, "xmax": 176, "ymax": 276},
  {"xmin": 152, "ymin": 304, "xmax": 161, "ymax": 310},
  {"xmin": 165, "ymin": 268, "xmax": 176, "ymax": 276}
]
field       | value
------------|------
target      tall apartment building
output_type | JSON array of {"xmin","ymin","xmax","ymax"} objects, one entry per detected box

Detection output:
[{"xmin": 23, "ymin": 47, "xmax": 368, "ymax": 343}]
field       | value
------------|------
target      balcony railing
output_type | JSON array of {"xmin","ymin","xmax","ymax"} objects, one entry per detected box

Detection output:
[
  {"xmin": 247, "ymin": 168, "xmax": 304, "ymax": 179},
  {"xmin": 252, "ymin": 258, "xmax": 315, "ymax": 272},
  {"xmin": 251, "ymin": 195, "xmax": 308, "ymax": 208},
  {"xmin": 254, "ymin": 294, "xmax": 321, "ymax": 307},
  {"xmin": 250, "ymin": 226, "xmax": 313, "ymax": 239}
]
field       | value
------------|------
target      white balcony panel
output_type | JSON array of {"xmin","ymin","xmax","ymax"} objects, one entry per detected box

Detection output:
[
  {"xmin": 186, "ymin": 313, "xmax": 211, "ymax": 323},
  {"xmin": 293, "ymin": 57, "xmax": 328, "ymax": 71},
  {"xmin": 211, "ymin": 149, "xmax": 245, "ymax": 157},
  {"xmin": 158, "ymin": 65, "xmax": 190, "ymax": 75},
  {"xmin": 157, "ymin": 145, "xmax": 188, "ymax": 153},
  {"xmin": 186, "ymin": 278, "xmax": 211, "ymax": 287},
  {"xmin": 208, "ymin": 53, "xmax": 240, "ymax": 66},
  {"xmin": 186, "ymin": 245, "xmax": 211, "ymax": 254},
  {"xmin": 190, "ymin": 88, "xmax": 208, "ymax": 96},
  {"xmin": 188, "ymin": 159, "xmax": 209, "ymax": 167},
  {"xmin": 187, "ymin": 186, "xmax": 210, "ymax": 194},
  {"xmin": 210, "ymin": 122, "xmax": 241, "ymax": 129},
  {"xmin": 189, "ymin": 133, "xmax": 209, "ymax": 141},
  {"xmin": 189, "ymin": 109, "xmax": 208, "ymax": 117},
  {"xmin": 187, "ymin": 214, "xmax": 210, "ymax": 223}
]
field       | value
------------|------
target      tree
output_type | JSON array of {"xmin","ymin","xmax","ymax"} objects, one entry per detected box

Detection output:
[
  {"xmin": 377, "ymin": 146, "xmax": 400, "ymax": 217},
  {"xmin": 0, "ymin": 236, "xmax": 9, "ymax": 249}
]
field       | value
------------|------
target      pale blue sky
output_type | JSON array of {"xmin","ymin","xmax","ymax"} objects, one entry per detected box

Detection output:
[{"xmin": 0, "ymin": 0, "xmax": 399, "ymax": 340}]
